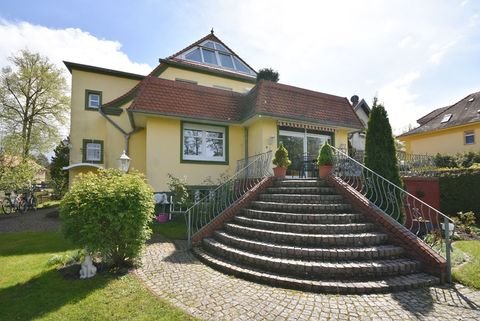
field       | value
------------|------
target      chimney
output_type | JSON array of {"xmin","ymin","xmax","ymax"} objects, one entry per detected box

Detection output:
[{"xmin": 350, "ymin": 95, "xmax": 359, "ymax": 106}]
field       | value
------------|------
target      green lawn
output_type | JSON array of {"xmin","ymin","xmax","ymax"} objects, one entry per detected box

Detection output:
[
  {"xmin": 0, "ymin": 231, "xmax": 197, "ymax": 321},
  {"xmin": 452, "ymin": 240, "xmax": 480, "ymax": 289},
  {"xmin": 150, "ymin": 213, "xmax": 188, "ymax": 240}
]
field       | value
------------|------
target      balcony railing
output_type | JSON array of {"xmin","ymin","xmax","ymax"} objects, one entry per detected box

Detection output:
[{"xmin": 186, "ymin": 151, "xmax": 272, "ymax": 247}]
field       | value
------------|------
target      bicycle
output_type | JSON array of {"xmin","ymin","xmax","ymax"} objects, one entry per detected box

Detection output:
[
  {"xmin": 25, "ymin": 186, "xmax": 38, "ymax": 211},
  {"xmin": 1, "ymin": 191, "xmax": 27, "ymax": 215}
]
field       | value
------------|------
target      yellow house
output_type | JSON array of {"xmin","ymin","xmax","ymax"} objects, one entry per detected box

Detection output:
[
  {"xmin": 64, "ymin": 32, "xmax": 363, "ymax": 191},
  {"xmin": 399, "ymin": 91, "xmax": 480, "ymax": 155}
]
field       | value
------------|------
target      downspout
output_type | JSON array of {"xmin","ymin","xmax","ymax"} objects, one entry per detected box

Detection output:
[
  {"xmin": 98, "ymin": 108, "xmax": 141, "ymax": 154},
  {"xmin": 244, "ymin": 127, "xmax": 249, "ymax": 160}
]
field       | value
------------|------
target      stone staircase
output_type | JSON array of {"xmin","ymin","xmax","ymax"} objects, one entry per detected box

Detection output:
[{"xmin": 193, "ymin": 179, "xmax": 439, "ymax": 294}]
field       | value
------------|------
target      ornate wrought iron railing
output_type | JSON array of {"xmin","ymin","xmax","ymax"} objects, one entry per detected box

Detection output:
[
  {"xmin": 331, "ymin": 146, "xmax": 454, "ymax": 282},
  {"xmin": 350, "ymin": 150, "xmax": 437, "ymax": 176},
  {"xmin": 186, "ymin": 151, "xmax": 272, "ymax": 247}
]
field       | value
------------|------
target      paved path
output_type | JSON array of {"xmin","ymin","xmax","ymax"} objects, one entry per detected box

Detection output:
[
  {"xmin": 0, "ymin": 208, "xmax": 60, "ymax": 233},
  {"xmin": 136, "ymin": 238, "xmax": 480, "ymax": 321}
]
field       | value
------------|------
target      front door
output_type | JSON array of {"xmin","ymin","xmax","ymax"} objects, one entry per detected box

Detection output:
[{"xmin": 279, "ymin": 129, "xmax": 331, "ymax": 177}]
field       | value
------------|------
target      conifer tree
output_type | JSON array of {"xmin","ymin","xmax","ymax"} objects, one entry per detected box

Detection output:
[
  {"xmin": 364, "ymin": 97, "xmax": 401, "ymax": 185},
  {"xmin": 364, "ymin": 98, "xmax": 403, "ymax": 222}
]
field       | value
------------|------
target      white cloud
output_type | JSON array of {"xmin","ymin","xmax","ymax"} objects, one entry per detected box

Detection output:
[
  {"xmin": 428, "ymin": 40, "xmax": 457, "ymax": 65},
  {"xmin": 0, "ymin": 20, "xmax": 152, "ymax": 78},
  {"xmin": 378, "ymin": 72, "xmax": 423, "ymax": 134}
]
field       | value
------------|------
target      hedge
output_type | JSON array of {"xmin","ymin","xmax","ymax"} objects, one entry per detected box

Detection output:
[{"xmin": 439, "ymin": 169, "xmax": 480, "ymax": 223}]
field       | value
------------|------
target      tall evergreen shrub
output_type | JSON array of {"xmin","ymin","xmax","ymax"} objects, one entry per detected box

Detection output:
[{"xmin": 364, "ymin": 98, "xmax": 403, "ymax": 222}]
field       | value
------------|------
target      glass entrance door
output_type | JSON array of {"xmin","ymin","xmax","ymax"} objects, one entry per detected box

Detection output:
[{"xmin": 279, "ymin": 129, "xmax": 332, "ymax": 177}]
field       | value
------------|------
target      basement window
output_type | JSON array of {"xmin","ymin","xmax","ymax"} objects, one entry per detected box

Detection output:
[{"xmin": 440, "ymin": 114, "xmax": 452, "ymax": 123}]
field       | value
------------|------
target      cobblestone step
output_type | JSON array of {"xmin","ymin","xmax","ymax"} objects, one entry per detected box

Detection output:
[
  {"xmin": 224, "ymin": 223, "xmax": 389, "ymax": 246},
  {"xmin": 265, "ymin": 186, "xmax": 337, "ymax": 195},
  {"xmin": 258, "ymin": 194, "xmax": 345, "ymax": 204},
  {"xmin": 193, "ymin": 247, "xmax": 438, "ymax": 294},
  {"xmin": 214, "ymin": 231, "xmax": 405, "ymax": 261},
  {"xmin": 241, "ymin": 209, "xmax": 366, "ymax": 224},
  {"xmin": 250, "ymin": 201, "xmax": 352, "ymax": 213},
  {"xmin": 233, "ymin": 216, "xmax": 377, "ymax": 234},
  {"xmin": 202, "ymin": 239, "xmax": 421, "ymax": 279},
  {"xmin": 273, "ymin": 179, "xmax": 328, "ymax": 187}
]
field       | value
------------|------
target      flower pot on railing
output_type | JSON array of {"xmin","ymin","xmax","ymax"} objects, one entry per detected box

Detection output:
[
  {"xmin": 272, "ymin": 143, "xmax": 292, "ymax": 178},
  {"xmin": 317, "ymin": 142, "xmax": 333, "ymax": 179}
]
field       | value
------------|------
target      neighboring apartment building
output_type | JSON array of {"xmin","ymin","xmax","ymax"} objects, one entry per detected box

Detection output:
[
  {"xmin": 64, "ymin": 32, "xmax": 363, "ymax": 191},
  {"xmin": 348, "ymin": 95, "xmax": 370, "ymax": 151},
  {"xmin": 398, "ymin": 91, "xmax": 480, "ymax": 155}
]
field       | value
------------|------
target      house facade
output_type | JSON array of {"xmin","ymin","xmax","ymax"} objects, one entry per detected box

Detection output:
[
  {"xmin": 399, "ymin": 91, "xmax": 480, "ymax": 155},
  {"xmin": 348, "ymin": 95, "xmax": 370, "ymax": 152},
  {"xmin": 64, "ymin": 32, "xmax": 363, "ymax": 191}
]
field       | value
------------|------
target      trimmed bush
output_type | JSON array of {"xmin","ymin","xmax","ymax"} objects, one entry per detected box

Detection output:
[
  {"xmin": 317, "ymin": 142, "xmax": 333, "ymax": 166},
  {"xmin": 60, "ymin": 169, "xmax": 155, "ymax": 267},
  {"xmin": 272, "ymin": 143, "xmax": 292, "ymax": 168},
  {"xmin": 439, "ymin": 170, "xmax": 480, "ymax": 224}
]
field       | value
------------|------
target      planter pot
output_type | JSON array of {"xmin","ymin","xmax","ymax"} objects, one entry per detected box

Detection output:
[
  {"xmin": 273, "ymin": 166, "xmax": 287, "ymax": 178},
  {"xmin": 318, "ymin": 165, "xmax": 333, "ymax": 178},
  {"xmin": 156, "ymin": 213, "xmax": 169, "ymax": 224}
]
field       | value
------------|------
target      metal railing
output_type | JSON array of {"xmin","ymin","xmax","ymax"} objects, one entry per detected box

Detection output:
[
  {"xmin": 186, "ymin": 151, "xmax": 272, "ymax": 247},
  {"xmin": 331, "ymin": 146, "xmax": 454, "ymax": 283},
  {"xmin": 350, "ymin": 150, "xmax": 437, "ymax": 176}
]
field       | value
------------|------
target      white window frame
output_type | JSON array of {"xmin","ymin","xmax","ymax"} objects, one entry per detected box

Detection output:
[
  {"xmin": 86, "ymin": 142, "xmax": 102, "ymax": 162},
  {"xmin": 182, "ymin": 123, "xmax": 226, "ymax": 162}
]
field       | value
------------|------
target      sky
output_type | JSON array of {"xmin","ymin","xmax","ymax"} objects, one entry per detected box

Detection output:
[{"xmin": 1, "ymin": 0, "xmax": 479, "ymax": 135}]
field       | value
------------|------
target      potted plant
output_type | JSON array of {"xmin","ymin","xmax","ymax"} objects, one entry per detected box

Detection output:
[
  {"xmin": 317, "ymin": 142, "xmax": 334, "ymax": 178},
  {"xmin": 272, "ymin": 143, "xmax": 292, "ymax": 177}
]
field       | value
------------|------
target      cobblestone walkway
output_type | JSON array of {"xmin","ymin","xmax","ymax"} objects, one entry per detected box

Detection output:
[{"xmin": 136, "ymin": 238, "xmax": 480, "ymax": 321}]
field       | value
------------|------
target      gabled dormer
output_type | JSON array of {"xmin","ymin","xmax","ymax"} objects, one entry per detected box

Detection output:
[{"xmin": 155, "ymin": 31, "xmax": 257, "ymax": 92}]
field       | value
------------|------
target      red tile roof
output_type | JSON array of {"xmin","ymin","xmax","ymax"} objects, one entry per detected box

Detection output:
[
  {"xmin": 127, "ymin": 77, "xmax": 363, "ymax": 130},
  {"xmin": 129, "ymin": 76, "xmax": 244, "ymax": 122},
  {"xmin": 244, "ymin": 80, "xmax": 363, "ymax": 129}
]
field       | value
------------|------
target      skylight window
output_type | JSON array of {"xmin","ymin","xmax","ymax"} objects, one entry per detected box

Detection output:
[
  {"xmin": 441, "ymin": 114, "xmax": 452, "ymax": 123},
  {"xmin": 181, "ymin": 40, "xmax": 254, "ymax": 75}
]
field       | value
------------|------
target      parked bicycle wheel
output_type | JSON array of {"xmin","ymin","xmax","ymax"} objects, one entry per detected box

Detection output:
[
  {"xmin": 2, "ymin": 198, "xmax": 13, "ymax": 215},
  {"xmin": 17, "ymin": 197, "xmax": 27, "ymax": 213}
]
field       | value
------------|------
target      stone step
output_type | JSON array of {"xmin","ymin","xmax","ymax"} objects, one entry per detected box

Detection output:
[
  {"xmin": 265, "ymin": 186, "xmax": 337, "ymax": 195},
  {"xmin": 193, "ymin": 247, "xmax": 439, "ymax": 294},
  {"xmin": 233, "ymin": 216, "xmax": 377, "ymax": 234},
  {"xmin": 224, "ymin": 223, "xmax": 389, "ymax": 247},
  {"xmin": 241, "ymin": 209, "xmax": 366, "ymax": 224},
  {"xmin": 250, "ymin": 201, "xmax": 352, "ymax": 213},
  {"xmin": 214, "ymin": 231, "xmax": 405, "ymax": 261},
  {"xmin": 273, "ymin": 179, "xmax": 328, "ymax": 187},
  {"xmin": 200, "ymin": 241, "xmax": 422, "ymax": 280},
  {"xmin": 258, "ymin": 194, "xmax": 344, "ymax": 204}
]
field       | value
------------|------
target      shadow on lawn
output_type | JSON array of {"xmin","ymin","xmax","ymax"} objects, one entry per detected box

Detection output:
[{"xmin": 0, "ymin": 268, "xmax": 111, "ymax": 320}]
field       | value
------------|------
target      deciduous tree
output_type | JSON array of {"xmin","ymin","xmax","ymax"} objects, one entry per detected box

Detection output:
[{"xmin": 0, "ymin": 49, "xmax": 69, "ymax": 157}]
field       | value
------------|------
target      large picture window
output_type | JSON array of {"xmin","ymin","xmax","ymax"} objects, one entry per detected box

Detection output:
[{"xmin": 182, "ymin": 123, "xmax": 228, "ymax": 163}]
